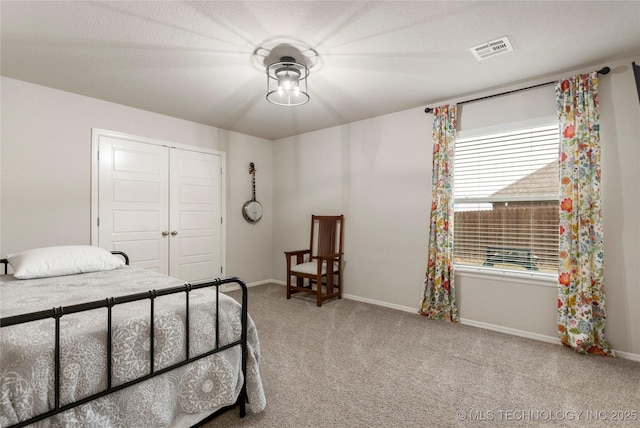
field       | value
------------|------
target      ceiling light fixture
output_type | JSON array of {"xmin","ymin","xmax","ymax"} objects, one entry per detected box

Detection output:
[{"xmin": 266, "ymin": 56, "xmax": 309, "ymax": 106}]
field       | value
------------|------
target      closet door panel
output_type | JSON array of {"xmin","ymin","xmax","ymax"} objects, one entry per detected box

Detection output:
[
  {"xmin": 169, "ymin": 148, "xmax": 222, "ymax": 282},
  {"xmin": 98, "ymin": 137, "xmax": 170, "ymax": 273}
]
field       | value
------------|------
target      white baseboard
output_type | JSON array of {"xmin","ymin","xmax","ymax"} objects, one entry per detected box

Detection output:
[
  {"xmin": 343, "ymin": 293, "xmax": 418, "ymax": 314},
  {"xmin": 223, "ymin": 279, "xmax": 276, "ymax": 292},
  {"xmin": 454, "ymin": 318, "xmax": 640, "ymax": 362},
  {"xmin": 459, "ymin": 318, "xmax": 562, "ymax": 346},
  {"xmin": 612, "ymin": 349, "xmax": 640, "ymax": 362},
  {"xmin": 254, "ymin": 282, "xmax": 640, "ymax": 362}
]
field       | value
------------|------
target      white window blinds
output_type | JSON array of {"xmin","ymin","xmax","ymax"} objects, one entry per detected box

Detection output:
[{"xmin": 454, "ymin": 123, "xmax": 559, "ymax": 273}]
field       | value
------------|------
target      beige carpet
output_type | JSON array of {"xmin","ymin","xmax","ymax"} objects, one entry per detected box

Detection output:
[{"xmin": 204, "ymin": 283, "xmax": 640, "ymax": 427}]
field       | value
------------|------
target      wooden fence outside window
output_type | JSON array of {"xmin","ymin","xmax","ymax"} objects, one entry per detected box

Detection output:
[{"xmin": 454, "ymin": 204, "xmax": 558, "ymax": 273}]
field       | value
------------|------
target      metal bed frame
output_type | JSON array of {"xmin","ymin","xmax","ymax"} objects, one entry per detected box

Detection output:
[{"xmin": 0, "ymin": 252, "xmax": 249, "ymax": 428}]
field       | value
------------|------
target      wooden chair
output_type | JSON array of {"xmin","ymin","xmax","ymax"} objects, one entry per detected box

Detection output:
[{"xmin": 285, "ymin": 215, "xmax": 344, "ymax": 307}]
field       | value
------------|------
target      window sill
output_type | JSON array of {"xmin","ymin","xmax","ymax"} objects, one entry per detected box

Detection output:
[{"xmin": 454, "ymin": 264, "xmax": 557, "ymax": 288}]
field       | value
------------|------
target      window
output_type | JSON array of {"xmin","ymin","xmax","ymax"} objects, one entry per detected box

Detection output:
[{"xmin": 454, "ymin": 121, "xmax": 559, "ymax": 273}]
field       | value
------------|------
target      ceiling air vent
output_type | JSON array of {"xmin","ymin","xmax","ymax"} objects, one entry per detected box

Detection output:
[{"xmin": 470, "ymin": 36, "xmax": 513, "ymax": 61}]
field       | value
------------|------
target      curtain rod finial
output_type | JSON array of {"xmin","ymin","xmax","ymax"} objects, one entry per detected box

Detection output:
[
  {"xmin": 598, "ymin": 66, "xmax": 611, "ymax": 75},
  {"xmin": 424, "ymin": 107, "xmax": 433, "ymax": 114}
]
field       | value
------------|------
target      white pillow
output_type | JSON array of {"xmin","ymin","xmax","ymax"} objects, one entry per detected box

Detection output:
[{"xmin": 7, "ymin": 245, "xmax": 125, "ymax": 279}]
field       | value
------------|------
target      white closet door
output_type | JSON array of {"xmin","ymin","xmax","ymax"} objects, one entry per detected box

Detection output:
[
  {"xmin": 98, "ymin": 137, "xmax": 170, "ymax": 273},
  {"xmin": 169, "ymin": 148, "xmax": 222, "ymax": 282}
]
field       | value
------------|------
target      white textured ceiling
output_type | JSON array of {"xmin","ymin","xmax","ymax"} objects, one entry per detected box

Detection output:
[{"xmin": 2, "ymin": 1, "xmax": 639, "ymax": 140}]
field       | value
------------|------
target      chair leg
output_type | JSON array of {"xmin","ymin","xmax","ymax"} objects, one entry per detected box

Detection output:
[
  {"xmin": 316, "ymin": 274, "xmax": 322, "ymax": 307},
  {"xmin": 326, "ymin": 271, "xmax": 334, "ymax": 295},
  {"xmin": 286, "ymin": 273, "xmax": 291, "ymax": 299}
]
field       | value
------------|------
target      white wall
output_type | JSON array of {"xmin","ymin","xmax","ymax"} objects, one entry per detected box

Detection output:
[
  {"xmin": 225, "ymin": 134, "xmax": 273, "ymax": 283},
  {"xmin": 2, "ymin": 53, "xmax": 638, "ymax": 357},
  {"xmin": 598, "ymin": 57, "xmax": 640, "ymax": 357},
  {"xmin": 0, "ymin": 77, "xmax": 273, "ymax": 283},
  {"xmin": 272, "ymin": 110, "xmax": 432, "ymax": 310},
  {"xmin": 272, "ymin": 54, "xmax": 640, "ymax": 357}
]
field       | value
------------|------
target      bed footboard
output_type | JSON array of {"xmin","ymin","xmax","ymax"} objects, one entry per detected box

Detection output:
[{"xmin": 0, "ymin": 276, "xmax": 250, "ymax": 428}]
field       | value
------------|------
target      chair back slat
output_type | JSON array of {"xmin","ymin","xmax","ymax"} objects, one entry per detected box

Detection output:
[
  {"xmin": 309, "ymin": 215, "xmax": 343, "ymax": 259},
  {"xmin": 317, "ymin": 219, "xmax": 337, "ymax": 255}
]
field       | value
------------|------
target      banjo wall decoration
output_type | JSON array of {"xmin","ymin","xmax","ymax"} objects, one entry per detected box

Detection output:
[{"xmin": 242, "ymin": 162, "xmax": 263, "ymax": 223}]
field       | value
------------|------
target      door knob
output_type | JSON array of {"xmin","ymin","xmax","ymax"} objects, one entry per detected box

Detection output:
[
  {"xmin": 171, "ymin": 230, "xmax": 178, "ymax": 236},
  {"xmin": 162, "ymin": 231, "xmax": 169, "ymax": 236}
]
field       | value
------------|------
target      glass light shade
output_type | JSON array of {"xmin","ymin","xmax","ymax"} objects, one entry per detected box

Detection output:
[{"xmin": 266, "ymin": 56, "xmax": 309, "ymax": 106}]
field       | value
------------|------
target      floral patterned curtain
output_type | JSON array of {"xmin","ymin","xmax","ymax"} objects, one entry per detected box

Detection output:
[
  {"xmin": 556, "ymin": 72, "xmax": 614, "ymax": 356},
  {"xmin": 419, "ymin": 104, "xmax": 458, "ymax": 322}
]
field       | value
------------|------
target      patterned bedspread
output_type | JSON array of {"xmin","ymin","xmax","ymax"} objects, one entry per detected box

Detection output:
[{"xmin": 0, "ymin": 267, "xmax": 266, "ymax": 427}]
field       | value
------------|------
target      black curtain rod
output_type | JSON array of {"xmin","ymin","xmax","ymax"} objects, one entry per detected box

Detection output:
[{"xmin": 424, "ymin": 66, "xmax": 611, "ymax": 114}]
